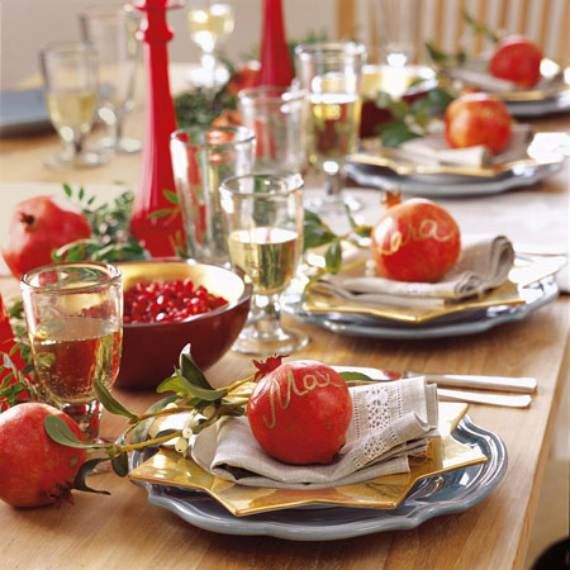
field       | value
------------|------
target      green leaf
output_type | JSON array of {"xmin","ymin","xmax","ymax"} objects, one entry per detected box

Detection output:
[
  {"xmin": 425, "ymin": 42, "xmax": 448, "ymax": 64},
  {"xmin": 63, "ymin": 183, "xmax": 73, "ymax": 198},
  {"xmin": 44, "ymin": 416, "xmax": 106, "ymax": 449},
  {"xmin": 157, "ymin": 374, "xmax": 226, "ymax": 401},
  {"xmin": 73, "ymin": 458, "xmax": 112, "ymax": 495},
  {"xmin": 163, "ymin": 190, "xmax": 179, "ymax": 205},
  {"xmin": 462, "ymin": 9, "xmax": 499, "ymax": 43},
  {"xmin": 111, "ymin": 452, "xmax": 129, "ymax": 477},
  {"xmin": 339, "ymin": 371, "xmax": 375, "ymax": 382},
  {"xmin": 303, "ymin": 221, "xmax": 336, "ymax": 251},
  {"xmin": 179, "ymin": 345, "xmax": 213, "ymax": 390},
  {"xmin": 379, "ymin": 120, "xmax": 421, "ymax": 148},
  {"xmin": 78, "ymin": 187, "xmax": 85, "ymax": 201},
  {"xmin": 148, "ymin": 208, "xmax": 175, "ymax": 220},
  {"xmin": 324, "ymin": 239, "xmax": 342, "ymax": 274},
  {"xmin": 94, "ymin": 376, "xmax": 138, "ymax": 421},
  {"xmin": 304, "ymin": 209, "xmax": 324, "ymax": 225}
]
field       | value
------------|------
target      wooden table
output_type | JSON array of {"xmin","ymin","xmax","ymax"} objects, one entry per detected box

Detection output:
[{"xmin": 0, "ymin": 84, "xmax": 568, "ymax": 569}]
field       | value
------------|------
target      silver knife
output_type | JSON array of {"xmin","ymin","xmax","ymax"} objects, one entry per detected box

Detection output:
[
  {"xmin": 437, "ymin": 388, "xmax": 532, "ymax": 409},
  {"xmin": 332, "ymin": 366, "xmax": 537, "ymax": 394}
]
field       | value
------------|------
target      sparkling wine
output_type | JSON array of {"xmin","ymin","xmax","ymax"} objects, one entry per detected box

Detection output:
[
  {"xmin": 308, "ymin": 93, "xmax": 361, "ymax": 167},
  {"xmin": 31, "ymin": 317, "xmax": 121, "ymax": 405},
  {"xmin": 46, "ymin": 89, "xmax": 98, "ymax": 139},
  {"xmin": 228, "ymin": 227, "xmax": 300, "ymax": 295},
  {"xmin": 187, "ymin": 3, "xmax": 234, "ymax": 52}
]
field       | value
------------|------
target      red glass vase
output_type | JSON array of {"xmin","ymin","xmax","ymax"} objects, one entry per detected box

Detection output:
[
  {"xmin": 129, "ymin": 0, "xmax": 185, "ymax": 257},
  {"xmin": 258, "ymin": 0, "xmax": 294, "ymax": 87}
]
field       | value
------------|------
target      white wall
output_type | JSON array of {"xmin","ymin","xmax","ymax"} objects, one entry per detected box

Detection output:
[{"xmin": 0, "ymin": 0, "xmax": 335, "ymax": 88}]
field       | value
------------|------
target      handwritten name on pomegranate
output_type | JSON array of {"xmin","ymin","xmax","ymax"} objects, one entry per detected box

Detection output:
[
  {"xmin": 261, "ymin": 370, "xmax": 345, "ymax": 429},
  {"xmin": 378, "ymin": 219, "xmax": 457, "ymax": 256}
]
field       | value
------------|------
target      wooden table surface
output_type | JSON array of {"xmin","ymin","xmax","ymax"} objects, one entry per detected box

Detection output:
[{"xmin": 0, "ymin": 78, "xmax": 569, "ymax": 570}]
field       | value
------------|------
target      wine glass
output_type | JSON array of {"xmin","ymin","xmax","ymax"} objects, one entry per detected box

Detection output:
[
  {"xmin": 186, "ymin": 0, "xmax": 235, "ymax": 89},
  {"xmin": 220, "ymin": 173, "xmax": 309, "ymax": 356},
  {"xmin": 237, "ymin": 86, "xmax": 308, "ymax": 173},
  {"xmin": 79, "ymin": 5, "xmax": 141, "ymax": 154},
  {"xmin": 295, "ymin": 42, "xmax": 366, "ymax": 214},
  {"xmin": 378, "ymin": 0, "xmax": 418, "ymax": 67},
  {"xmin": 20, "ymin": 262, "xmax": 123, "ymax": 442},
  {"xmin": 171, "ymin": 125, "xmax": 256, "ymax": 264},
  {"xmin": 40, "ymin": 42, "xmax": 104, "ymax": 169}
]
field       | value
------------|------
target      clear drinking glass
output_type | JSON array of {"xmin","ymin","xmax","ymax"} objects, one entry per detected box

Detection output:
[
  {"xmin": 187, "ymin": 0, "xmax": 235, "ymax": 88},
  {"xmin": 295, "ymin": 42, "xmax": 366, "ymax": 214},
  {"xmin": 378, "ymin": 0, "xmax": 418, "ymax": 67},
  {"xmin": 171, "ymin": 125, "xmax": 255, "ymax": 264},
  {"xmin": 40, "ymin": 42, "xmax": 103, "ymax": 169},
  {"xmin": 79, "ymin": 5, "xmax": 141, "ymax": 154},
  {"xmin": 238, "ymin": 86, "xmax": 308, "ymax": 173},
  {"xmin": 20, "ymin": 262, "xmax": 123, "ymax": 442},
  {"xmin": 220, "ymin": 173, "xmax": 309, "ymax": 356}
]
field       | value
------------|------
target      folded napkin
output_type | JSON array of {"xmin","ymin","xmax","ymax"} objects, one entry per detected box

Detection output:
[
  {"xmin": 446, "ymin": 67, "xmax": 516, "ymax": 93},
  {"xmin": 393, "ymin": 123, "xmax": 532, "ymax": 168},
  {"xmin": 317, "ymin": 235, "xmax": 515, "ymax": 308},
  {"xmin": 190, "ymin": 377, "xmax": 438, "ymax": 489}
]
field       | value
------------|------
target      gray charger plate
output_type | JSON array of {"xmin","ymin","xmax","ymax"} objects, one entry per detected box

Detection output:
[
  {"xmin": 344, "ymin": 161, "xmax": 563, "ymax": 197},
  {"xmin": 130, "ymin": 416, "xmax": 507, "ymax": 540},
  {"xmin": 283, "ymin": 278, "xmax": 558, "ymax": 340}
]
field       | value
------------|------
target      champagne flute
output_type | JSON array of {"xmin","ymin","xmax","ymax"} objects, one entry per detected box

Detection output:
[
  {"xmin": 79, "ymin": 5, "xmax": 141, "ymax": 154},
  {"xmin": 295, "ymin": 42, "xmax": 366, "ymax": 214},
  {"xmin": 40, "ymin": 42, "xmax": 104, "ymax": 168},
  {"xmin": 220, "ymin": 173, "xmax": 309, "ymax": 355},
  {"xmin": 187, "ymin": 0, "xmax": 235, "ymax": 89},
  {"xmin": 20, "ymin": 262, "xmax": 123, "ymax": 442}
]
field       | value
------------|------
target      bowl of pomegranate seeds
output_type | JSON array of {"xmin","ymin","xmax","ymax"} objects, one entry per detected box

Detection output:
[{"xmin": 116, "ymin": 259, "xmax": 251, "ymax": 389}]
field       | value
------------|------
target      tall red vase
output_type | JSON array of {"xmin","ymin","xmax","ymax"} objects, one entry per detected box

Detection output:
[
  {"xmin": 258, "ymin": 0, "xmax": 294, "ymax": 87},
  {"xmin": 130, "ymin": 0, "xmax": 185, "ymax": 257}
]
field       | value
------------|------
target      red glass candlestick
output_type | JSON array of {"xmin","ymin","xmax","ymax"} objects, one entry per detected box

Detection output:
[
  {"xmin": 129, "ymin": 0, "xmax": 184, "ymax": 257},
  {"xmin": 258, "ymin": 0, "xmax": 294, "ymax": 87}
]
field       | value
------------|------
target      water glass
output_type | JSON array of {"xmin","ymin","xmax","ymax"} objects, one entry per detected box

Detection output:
[
  {"xmin": 79, "ymin": 5, "xmax": 141, "ymax": 154},
  {"xmin": 40, "ymin": 42, "xmax": 103, "ymax": 169},
  {"xmin": 220, "ymin": 173, "xmax": 309, "ymax": 356},
  {"xmin": 377, "ymin": 0, "xmax": 418, "ymax": 67},
  {"xmin": 295, "ymin": 42, "xmax": 366, "ymax": 214},
  {"xmin": 237, "ymin": 86, "xmax": 308, "ymax": 173},
  {"xmin": 171, "ymin": 126, "xmax": 255, "ymax": 264},
  {"xmin": 20, "ymin": 262, "xmax": 123, "ymax": 442}
]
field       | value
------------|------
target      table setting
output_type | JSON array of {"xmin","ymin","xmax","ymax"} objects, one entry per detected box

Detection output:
[{"xmin": 0, "ymin": 0, "xmax": 569, "ymax": 569}]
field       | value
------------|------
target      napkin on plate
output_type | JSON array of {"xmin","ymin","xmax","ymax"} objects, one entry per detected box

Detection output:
[
  {"xmin": 392, "ymin": 123, "xmax": 532, "ymax": 168},
  {"xmin": 190, "ymin": 377, "xmax": 438, "ymax": 489},
  {"xmin": 316, "ymin": 235, "xmax": 515, "ymax": 308}
]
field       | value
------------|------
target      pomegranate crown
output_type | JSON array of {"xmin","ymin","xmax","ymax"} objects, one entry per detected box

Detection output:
[{"xmin": 252, "ymin": 355, "xmax": 284, "ymax": 380}]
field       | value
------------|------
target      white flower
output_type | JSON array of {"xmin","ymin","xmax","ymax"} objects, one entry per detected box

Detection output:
[
  {"xmin": 174, "ymin": 437, "xmax": 189, "ymax": 454},
  {"xmin": 202, "ymin": 405, "xmax": 216, "ymax": 420}
]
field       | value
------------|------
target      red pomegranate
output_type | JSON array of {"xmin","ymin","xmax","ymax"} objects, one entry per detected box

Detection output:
[
  {"xmin": 2, "ymin": 196, "xmax": 92, "ymax": 278},
  {"xmin": 0, "ymin": 403, "xmax": 86, "ymax": 508},
  {"xmin": 371, "ymin": 192, "xmax": 461, "ymax": 282},
  {"xmin": 489, "ymin": 36, "xmax": 543, "ymax": 88},
  {"xmin": 247, "ymin": 357, "xmax": 352, "ymax": 465}
]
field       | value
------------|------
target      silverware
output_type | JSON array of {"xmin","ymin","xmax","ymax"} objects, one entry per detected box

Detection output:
[{"xmin": 437, "ymin": 388, "xmax": 532, "ymax": 409}]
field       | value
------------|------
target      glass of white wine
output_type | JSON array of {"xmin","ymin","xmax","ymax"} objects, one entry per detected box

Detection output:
[
  {"xmin": 220, "ymin": 173, "xmax": 309, "ymax": 356},
  {"xmin": 295, "ymin": 42, "xmax": 366, "ymax": 214},
  {"xmin": 187, "ymin": 0, "xmax": 235, "ymax": 89},
  {"xmin": 79, "ymin": 5, "xmax": 141, "ymax": 154},
  {"xmin": 40, "ymin": 42, "xmax": 104, "ymax": 168},
  {"xmin": 20, "ymin": 262, "xmax": 123, "ymax": 442}
]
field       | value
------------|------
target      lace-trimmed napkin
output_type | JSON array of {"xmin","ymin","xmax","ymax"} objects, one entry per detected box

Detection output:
[
  {"xmin": 190, "ymin": 377, "xmax": 438, "ymax": 489},
  {"xmin": 391, "ymin": 123, "xmax": 532, "ymax": 168},
  {"xmin": 316, "ymin": 235, "xmax": 515, "ymax": 309}
]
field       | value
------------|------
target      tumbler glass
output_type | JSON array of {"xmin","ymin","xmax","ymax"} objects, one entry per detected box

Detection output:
[
  {"xmin": 378, "ymin": 0, "xmax": 418, "ymax": 67},
  {"xmin": 20, "ymin": 262, "xmax": 123, "ymax": 442},
  {"xmin": 237, "ymin": 86, "xmax": 308, "ymax": 173},
  {"xmin": 295, "ymin": 42, "xmax": 366, "ymax": 214},
  {"xmin": 171, "ymin": 125, "xmax": 255, "ymax": 264},
  {"xmin": 220, "ymin": 173, "xmax": 309, "ymax": 356}
]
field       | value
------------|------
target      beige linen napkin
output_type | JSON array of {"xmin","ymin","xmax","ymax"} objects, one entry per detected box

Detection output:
[
  {"xmin": 190, "ymin": 377, "xmax": 438, "ymax": 489},
  {"xmin": 317, "ymin": 235, "xmax": 515, "ymax": 308},
  {"xmin": 392, "ymin": 123, "xmax": 532, "ymax": 168}
]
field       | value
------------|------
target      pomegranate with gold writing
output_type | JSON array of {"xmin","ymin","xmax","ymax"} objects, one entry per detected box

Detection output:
[
  {"xmin": 247, "ymin": 357, "xmax": 352, "ymax": 465},
  {"xmin": 371, "ymin": 192, "xmax": 461, "ymax": 282}
]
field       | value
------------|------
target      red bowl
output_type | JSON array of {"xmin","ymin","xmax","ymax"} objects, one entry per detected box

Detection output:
[{"xmin": 116, "ymin": 259, "xmax": 251, "ymax": 390}]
